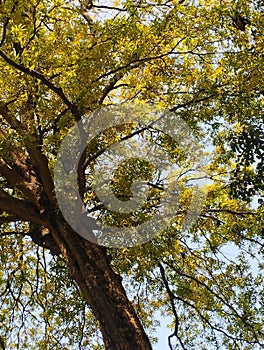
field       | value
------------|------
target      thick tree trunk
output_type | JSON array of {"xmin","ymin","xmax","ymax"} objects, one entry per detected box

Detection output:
[{"xmin": 49, "ymin": 214, "xmax": 153, "ymax": 350}]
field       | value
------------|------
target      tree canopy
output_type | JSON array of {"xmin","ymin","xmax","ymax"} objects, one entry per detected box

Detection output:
[{"xmin": 0, "ymin": 0, "xmax": 263, "ymax": 349}]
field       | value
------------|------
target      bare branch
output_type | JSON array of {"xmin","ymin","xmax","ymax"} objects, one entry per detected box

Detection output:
[
  {"xmin": 158, "ymin": 262, "xmax": 187, "ymax": 350},
  {"xmin": 92, "ymin": 5, "xmax": 127, "ymax": 12},
  {"xmin": 206, "ymin": 208, "xmax": 256, "ymax": 216}
]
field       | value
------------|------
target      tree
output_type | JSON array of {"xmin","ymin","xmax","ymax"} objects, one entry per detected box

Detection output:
[{"xmin": 0, "ymin": 0, "xmax": 263, "ymax": 349}]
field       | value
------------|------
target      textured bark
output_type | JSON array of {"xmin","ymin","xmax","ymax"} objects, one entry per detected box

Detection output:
[{"xmin": 48, "ymin": 215, "xmax": 153, "ymax": 350}]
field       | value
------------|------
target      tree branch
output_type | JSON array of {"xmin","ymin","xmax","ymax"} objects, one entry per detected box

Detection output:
[
  {"xmin": 95, "ymin": 38, "xmax": 186, "ymax": 82},
  {"xmin": 0, "ymin": 231, "xmax": 25, "ymax": 237},
  {"xmin": 206, "ymin": 208, "xmax": 256, "ymax": 216},
  {"xmin": 0, "ymin": 161, "xmax": 41, "ymax": 206},
  {"xmin": 158, "ymin": 262, "xmax": 187, "ymax": 350},
  {"xmin": 169, "ymin": 94, "xmax": 215, "ymax": 112},
  {"xmin": 99, "ymin": 72, "xmax": 127, "ymax": 104},
  {"xmin": 164, "ymin": 261, "xmax": 263, "ymax": 343},
  {"xmin": 0, "ymin": 1, "xmax": 17, "ymax": 47},
  {"xmin": 93, "ymin": 5, "xmax": 126, "ymax": 12},
  {"xmin": 0, "ymin": 50, "xmax": 80, "ymax": 120},
  {"xmin": 0, "ymin": 102, "xmax": 56, "ymax": 206},
  {"xmin": 0, "ymin": 188, "xmax": 45, "ymax": 225},
  {"xmin": 0, "ymin": 215, "xmax": 20, "ymax": 224}
]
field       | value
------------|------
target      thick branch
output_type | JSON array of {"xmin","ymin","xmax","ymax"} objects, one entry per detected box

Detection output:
[
  {"xmin": 0, "ymin": 188, "xmax": 45, "ymax": 225},
  {"xmin": 0, "ymin": 102, "xmax": 56, "ymax": 206},
  {"xmin": 0, "ymin": 161, "xmax": 41, "ymax": 206}
]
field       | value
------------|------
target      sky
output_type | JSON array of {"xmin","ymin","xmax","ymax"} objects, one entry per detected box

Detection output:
[{"xmin": 154, "ymin": 315, "xmax": 173, "ymax": 350}]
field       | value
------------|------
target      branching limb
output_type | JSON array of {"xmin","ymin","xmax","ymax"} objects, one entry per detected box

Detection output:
[
  {"xmin": 0, "ymin": 50, "xmax": 80, "ymax": 120},
  {"xmin": 163, "ymin": 260, "xmax": 264, "ymax": 345},
  {"xmin": 0, "ymin": 102, "xmax": 56, "ymax": 206},
  {"xmin": 0, "ymin": 161, "xmax": 42, "ymax": 206},
  {"xmin": 0, "ymin": 188, "xmax": 45, "ymax": 225},
  {"xmin": 95, "ymin": 38, "xmax": 186, "ymax": 82},
  {"xmin": 158, "ymin": 262, "xmax": 187, "ymax": 350},
  {"xmin": 99, "ymin": 72, "xmax": 127, "ymax": 105}
]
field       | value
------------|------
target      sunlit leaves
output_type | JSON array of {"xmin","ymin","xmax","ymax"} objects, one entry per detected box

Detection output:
[{"xmin": 0, "ymin": 0, "xmax": 263, "ymax": 348}]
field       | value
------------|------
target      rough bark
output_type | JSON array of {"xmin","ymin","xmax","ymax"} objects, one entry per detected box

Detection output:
[{"xmin": 48, "ymin": 213, "xmax": 153, "ymax": 350}]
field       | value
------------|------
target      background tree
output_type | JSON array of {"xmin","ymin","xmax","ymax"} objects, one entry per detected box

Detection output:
[{"xmin": 0, "ymin": 0, "xmax": 263, "ymax": 349}]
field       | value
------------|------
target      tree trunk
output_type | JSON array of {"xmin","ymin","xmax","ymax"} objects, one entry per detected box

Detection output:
[{"xmin": 49, "ymin": 214, "xmax": 153, "ymax": 350}]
